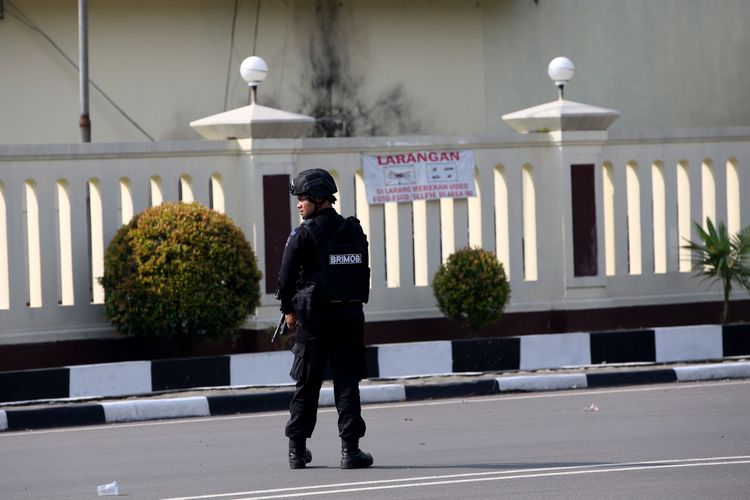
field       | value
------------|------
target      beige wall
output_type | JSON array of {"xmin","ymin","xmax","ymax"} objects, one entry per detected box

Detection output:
[
  {"xmin": 0, "ymin": 0, "xmax": 748, "ymax": 145},
  {"xmin": 483, "ymin": 0, "xmax": 750, "ymax": 132}
]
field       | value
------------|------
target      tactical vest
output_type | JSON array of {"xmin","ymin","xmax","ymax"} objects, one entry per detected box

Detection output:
[{"xmin": 305, "ymin": 215, "xmax": 370, "ymax": 304}]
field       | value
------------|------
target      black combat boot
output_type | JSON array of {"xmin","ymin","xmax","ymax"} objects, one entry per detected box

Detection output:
[
  {"xmin": 340, "ymin": 439, "xmax": 374, "ymax": 469},
  {"xmin": 288, "ymin": 439, "xmax": 313, "ymax": 469}
]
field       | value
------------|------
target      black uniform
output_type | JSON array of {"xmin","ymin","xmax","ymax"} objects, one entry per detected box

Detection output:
[{"xmin": 277, "ymin": 207, "xmax": 367, "ymax": 443}]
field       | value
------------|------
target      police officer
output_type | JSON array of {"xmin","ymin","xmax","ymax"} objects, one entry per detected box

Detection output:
[{"xmin": 276, "ymin": 168, "xmax": 374, "ymax": 470}]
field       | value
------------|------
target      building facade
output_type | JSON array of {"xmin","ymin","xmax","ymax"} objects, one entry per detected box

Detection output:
[{"xmin": 1, "ymin": 0, "xmax": 748, "ymax": 144}]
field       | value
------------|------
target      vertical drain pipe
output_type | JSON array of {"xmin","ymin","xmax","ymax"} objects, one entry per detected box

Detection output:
[{"xmin": 79, "ymin": 0, "xmax": 91, "ymax": 142}]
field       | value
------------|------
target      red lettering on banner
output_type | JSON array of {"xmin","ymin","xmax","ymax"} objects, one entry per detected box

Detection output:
[
  {"xmin": 385, "ymin": 186, "xmax": 413, "ymax": 194},
  {"xmin": 375, "ymin": 151, "xmax": 461, "ymax": 167}
]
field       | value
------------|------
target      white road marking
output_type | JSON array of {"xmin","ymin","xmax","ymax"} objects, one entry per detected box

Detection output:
[
  {"xmin": 1, "ymin": 379, "xmax": 748, "ymax": 437},
  {"xmin": 163, "ymin": 455, "xmax": 750, "ymax": 500}
]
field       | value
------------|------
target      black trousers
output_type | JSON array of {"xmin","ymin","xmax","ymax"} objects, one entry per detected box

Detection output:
[{"xmin": 285, "ymin": 307, "xmax": 367, "ymax": 443}]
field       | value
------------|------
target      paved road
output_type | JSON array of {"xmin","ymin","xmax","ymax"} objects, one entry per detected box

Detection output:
[{"xmin": 1, "ymin": 380, "xmax": 748, "ymax": 499}]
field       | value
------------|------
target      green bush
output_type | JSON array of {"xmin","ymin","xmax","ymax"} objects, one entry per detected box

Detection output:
[
  {"xmin": 432, "ymin": 247, "xmax": 510, "ymax": 331},
  {"xmin": 100, "ymin": 202, "xmax": 262, "ymax": 353}
]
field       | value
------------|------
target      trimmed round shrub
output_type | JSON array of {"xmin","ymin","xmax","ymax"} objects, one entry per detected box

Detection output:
[
  {"xmin": 100, "ymin": 202, "xmax": 262, "ymax": 351},
  {"xmin": 432, "ymin": 247, "xmax": 510, "ymax": 331}
]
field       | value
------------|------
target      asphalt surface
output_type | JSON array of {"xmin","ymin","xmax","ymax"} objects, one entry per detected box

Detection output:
[{"xmin": 1, "ymin": 379, "xmax": 748, "ymax": 499}]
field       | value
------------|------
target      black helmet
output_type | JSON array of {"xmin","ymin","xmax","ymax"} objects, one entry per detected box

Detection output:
[{"xmin": 290, "ymin": 169, "xmax": 338, "ymax": 199}]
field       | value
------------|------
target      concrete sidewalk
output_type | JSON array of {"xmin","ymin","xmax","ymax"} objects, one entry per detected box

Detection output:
[{"xmin": 2, "ymin": 359, "xmax": 749, "ymax": 433}]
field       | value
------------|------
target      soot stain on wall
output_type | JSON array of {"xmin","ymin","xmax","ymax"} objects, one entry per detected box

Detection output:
[{"xmin": 301, "ymin": 0, "xmax": 421, "ymax": 137}]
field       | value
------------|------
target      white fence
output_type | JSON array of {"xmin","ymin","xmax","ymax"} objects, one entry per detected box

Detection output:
[{"xmin": 0, "ymin": 128, "xmax": 748, "ymax": 345}]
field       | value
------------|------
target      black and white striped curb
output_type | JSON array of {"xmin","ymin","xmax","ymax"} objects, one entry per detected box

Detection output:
[
  {"xmin": 2, "ymin": 323, "xmax": 749, "ymax": 405},
  {"xmin": 1, "ymin": 361, "xmax": 749, "ymax": 432}
]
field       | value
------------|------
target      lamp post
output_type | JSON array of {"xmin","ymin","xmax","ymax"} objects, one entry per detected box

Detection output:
[
  {"xmin": 79, "ymin": 0, "xmax": 91, "ymax": 142},
  {"xmin": 240, "ymin": 56, "xmax": 268, "ymax": 105},
  {"xmin": 190, "ymin": 54, "xmax": 315, "ymax": 140},
  {"xmin": 503, "ymin": 56, "xmax": 618, "ymax": 134},
  {"xmin": 547, "ymin": 56, "xmax": 575, "ymax": 100}
]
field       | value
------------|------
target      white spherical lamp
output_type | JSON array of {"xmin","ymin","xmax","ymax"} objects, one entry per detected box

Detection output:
[
  {"xmin": 240, "ymin": 56, "xmax": 268, "ymax": 87},
  {"xmin": 547, "ymin": 57, "xmax": 575, "ymax": 98},
  {"xmin": 240, "ymin": 56, "xmax": 268, "ymax": 104}
]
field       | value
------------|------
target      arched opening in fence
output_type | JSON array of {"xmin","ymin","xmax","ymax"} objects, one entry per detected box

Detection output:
[
  {"xmin": 521, "ymin": 164, "xmax": 538, "ymax": 281},
  {"xmin": 413, "ymin": 197, "xmax": 428, "ymax": 287},
  {"xmin": 384, "ymin": 200, "xmax": 401, "ymax": 288},
  {"xmin": 354, "ymin": 171, "xmax": 377, "ymax": 288},
  {"xmin": 24, "ymin": 180, "xmax": 42, "ymax": 307},
  {"xmin": 329, "ymin": 170, "xmax": 342, "ymax": 213},
  {"xmin": 603, "ymin": 162, "xmax": 616, "ymax": 276},
  {"xmin": 119, "ymin": 177, "xmax": 133, "ymax": 225},
  {"xmin": 348, "ymin": 171, "xmax": 358, "ymax": 214},
  {"xmin": 56, "ymin": 180, "xmax": 74, "ymax": 306},
  {"xmin": 727, "ymin": 158, "xmax": 740, "ymax": 234},
  {"xmin": 651, "ymin": 162, "xmax": 667, "ymax": 274},
  {"xmin": 677, "ymin": 161, "xmax": 691, "ymax": 272},
  {"xmin": 414, "ymin": 198, "xmax": 442, "ymax": 287},
  {"xmin": 209, "ymin": 173, "xmax": 225, "ymax": 213},
  {"xmin": 179, "ymin": 174, "xmax": 194, "ymax": 202},
  {"xmin": 701, "ymin": 159, "xmax": 716, "ymax": 227},
  {"xmin": 150, "ymin": 176, "xmax": 163, "ymax": 206},
  {"xmin": 355, "ymin": 171, "xmax": 369, "ymax": 238},
  {"xmin": 0, "ymin": 182, "xmax": 9, "ymax": 310},
  {"xmin": 87, "ymin": 178, "xmax": 105, "ymax": 304},
  {"xmin": 494, "ymin": 165, "xmax": 510, "ymax": 277},
  {"xmin": 626, "ymin": 162, "xmax": 642, "ymax": 275},
  {"xmin": 468, "ymin": 167, "xmax": 482, "ymax": 248},
  {"xmin": 439, "ymin": 198, "xmax": 455, "ymax": 265}
]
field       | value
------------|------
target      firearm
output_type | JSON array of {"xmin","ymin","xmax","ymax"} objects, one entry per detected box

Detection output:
[{"xmin": 271, "ymin": 313, "xmax": 288, "ymax": 343}]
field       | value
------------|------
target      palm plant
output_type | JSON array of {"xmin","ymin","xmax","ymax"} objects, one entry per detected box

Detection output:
[{"xmin": 683, "ymin": 218, "xmax": 750, "ymax": 324}]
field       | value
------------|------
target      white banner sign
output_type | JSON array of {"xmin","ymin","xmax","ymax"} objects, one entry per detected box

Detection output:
[{"xmin": 362, "ymin": 150, "xmax": 476, "ymax": 204}]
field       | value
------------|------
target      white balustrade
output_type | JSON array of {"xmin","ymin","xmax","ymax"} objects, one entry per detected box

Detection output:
[{"xmin": 0, "ymin": 129, "xmax": 748, "ymax": 345}]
